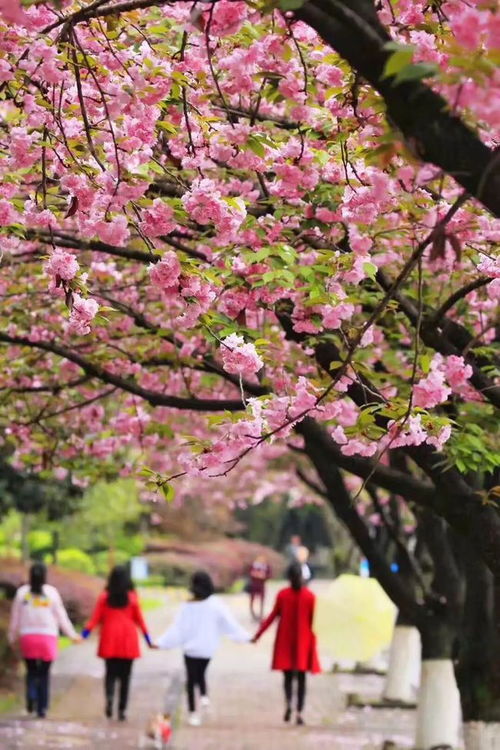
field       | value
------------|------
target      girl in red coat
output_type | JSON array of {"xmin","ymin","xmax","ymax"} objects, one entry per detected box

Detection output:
[
  {"xmin": 252, "ymin": 563, "xmax": 320, "ymax": 725},
  {"xmin": 82, "ymin": 566, "xmax": 152, "ymax": 720}
]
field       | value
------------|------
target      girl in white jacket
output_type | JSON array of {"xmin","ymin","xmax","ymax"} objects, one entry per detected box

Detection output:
[
  {"xmin": 156, "ymin": 571, "xmax": 250, "ymax": 726},
  {"xmin": 8, "ymin": 562, "xmax": 80, "ymax": 717}
]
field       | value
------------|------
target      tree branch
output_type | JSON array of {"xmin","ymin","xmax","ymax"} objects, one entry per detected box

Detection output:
[
  {"xmin": 376, "ymin": 270, "xmax": 500, "ymax": 409},
  {"xmin": 432, "ymin": 277, "xmax": 493, "ymax": 323},
  {"xmin": 0, "ymin": 333, "xmax": 245, "ymax": 412},
  {"xmin": 296, "ymin": 0, "xmax": 500, "ymax": 216},
  {"xmin": 296, "ymin": 417, "xmax": 436, "ymax": 505}
]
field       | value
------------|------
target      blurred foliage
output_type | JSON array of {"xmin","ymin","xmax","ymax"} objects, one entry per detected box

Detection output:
[
  {"xmin": 235, "ymin": 496, "xmax": 332, "ymax": 553},
  {"xmin": 56, "ymin": 548, "xmax": 96, "ymax": 576},
  {"xmin": 56, "ymin": 479, "xmax": 144, "ymax": 558},
  {"xmin": 0, "ymin": 453, "xmax": 82, "ymax": 521}
]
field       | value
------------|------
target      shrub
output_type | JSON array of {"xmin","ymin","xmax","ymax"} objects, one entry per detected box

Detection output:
[
  {"xmin": 116, "ymin": 533, "xmax": 144, "ymax": 557},
  {"xmin": 0, "ymin": 596, "xmax": 18, "ymax": 689},
  {"xmin": 57, "ymin": 548, "xmax": 96, "ymax": 576},
  {"xmin": 145, "ymin": 539, "xmax": 286, "ymax": 591},
  {"xmin": 28, "ymin": 529, "xmax": 53, "ymax": 558},
  {"xmin": 92, "ymin": 549, "xmax": 129, "ymax": 577},
  {"xmin": 0, "ymin": 558, "xmax": 103, "ymax": 624}
]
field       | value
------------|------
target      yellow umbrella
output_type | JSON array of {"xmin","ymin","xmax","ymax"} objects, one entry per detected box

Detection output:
[{"xmin": 315, "ymin": 574, "xmax": 396, "ymax": 662}]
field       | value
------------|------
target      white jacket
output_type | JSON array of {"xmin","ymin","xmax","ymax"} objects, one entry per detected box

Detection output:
[
  {"xmin": 8, "ymin": 584, "xmax": 78, "ymax": 642},
  {"xmin": 157, "ymin": 596, "xmax": 250, "ymax": 658}
]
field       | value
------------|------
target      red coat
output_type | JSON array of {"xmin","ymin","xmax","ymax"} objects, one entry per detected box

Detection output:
[
  {"xmin": 254, "ymin": 586, "xmax": 321, "ymax": 673},
  {"xmin": 85, "ymin": 591, "xmax": 148, "ymax": 660}
]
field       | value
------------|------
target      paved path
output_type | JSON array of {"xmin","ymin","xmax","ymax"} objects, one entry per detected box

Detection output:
[{"xmin": 0, "ymin": 582, "xmax": 415, "ymax": 749}]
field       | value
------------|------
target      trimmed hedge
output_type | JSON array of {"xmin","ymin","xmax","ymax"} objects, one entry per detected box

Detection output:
[
  {"xmin": 0, "ymin": 558, "xmax": 103, "ymax": 623},
  {"xmin": 146, "ymin": 538, "xmax": 285, "ymax": 590}
]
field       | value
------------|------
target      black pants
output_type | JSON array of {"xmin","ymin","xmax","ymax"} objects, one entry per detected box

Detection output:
[
  {"xmin": 105, "ymin": 658, "xmax": 133, "ymax": 713},
  {"xmin": 283, "ymin": 670, "xmax": 306, "ymax": 712},
  {"xmin": 184, "ymin": 655, "xmax": 210, "ymax": 712},
  {"xmin": 25, "ymin": 659, "xmax": 51, "ymax": 716}
]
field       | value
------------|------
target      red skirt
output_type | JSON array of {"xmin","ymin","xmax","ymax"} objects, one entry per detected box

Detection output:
[{"xmin": 20, "ymin": 634, "xmax": 58, "ymax": 661}]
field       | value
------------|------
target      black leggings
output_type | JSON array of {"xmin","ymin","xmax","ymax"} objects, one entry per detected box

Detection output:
[
  {"xmin": 184, "ymin": 655, "xmax": 210, "ymax": 712},
  {"xmin": 283, "ymin": 670, "xmax": 307, "ymax": 712},
  {"xmin": 105, "ymin": 658, "xmax": 133, "ymax": 713},
  {"xmin": 25, "ymin": 659, "xmax": 51, "ymax": 717}
]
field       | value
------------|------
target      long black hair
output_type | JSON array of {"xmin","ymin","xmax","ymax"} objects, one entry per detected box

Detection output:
[
  {"xmin": 106, "ymin": 565, "xmax": 134, "ymax": 608},
  {"xmin": 190, "ymin": 571, "xmax": 214, "ymax": 601},
  {"xmin": 29, "ymin": 562, "xmax": 47, "ymax": 595},
  {"xmin": 287, "ymin": 562, "xmax": 303, "ymax": 591}
]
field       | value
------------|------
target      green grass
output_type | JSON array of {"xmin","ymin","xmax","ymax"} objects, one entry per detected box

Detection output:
[
  {"xmin": 58, "ymin": 635, "xmax": 73, "ymax": 650},
  {"xmin": 0, "ymin": 692, "xmax": 18, "ymax": 715},
  {"xmin": 138, "ymin": 595, "xmax": 163, "ymax": 612}
]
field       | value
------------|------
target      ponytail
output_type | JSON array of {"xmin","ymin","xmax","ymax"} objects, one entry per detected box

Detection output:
[
  {"xmin": 29, "ymin": 562, "xmax": 47, "ymax": 595},
  {"xmin": 287, "ymin": 562, "xmax": 303, "ymax": 591}
]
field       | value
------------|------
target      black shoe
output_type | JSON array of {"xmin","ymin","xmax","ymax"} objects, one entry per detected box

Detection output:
[
  {"xmin": 118, "ymin": 711, "xmax": 126, "ymax": 721},
  {"xmin": 296, "ymin": 715, "xmax": 305, "ymax": 726},
  {"xmin": 284, "ymin": 707, "xmax": 291, "ymax": 722},
  {"xmin": 37, "ymin": 711, "xmax": 46, "ymax": 719},
  {"xmin": 105, "ymin": 700, "xmax": 112, "ymax": 718},
  {"xmin": 26, "ymin": 700, "xmax": 34, "ymax": 714}
]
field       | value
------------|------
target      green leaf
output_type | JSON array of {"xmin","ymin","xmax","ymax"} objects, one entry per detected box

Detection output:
[
  {"xmin": 157, "ymin": 120, "xmax": 178, "ymax": 134},
  {"xmin": 161, "ymin": 483, "xmax": 175, "ymax": 502},
  {"xmin": 382, "ymin": 45, "xmax": 414, "ymax": 79},
  {"xmin": 247, "ymin": 136, "xmax": 266, "ymax": 158},
  {"xmin": 363, "ymin": 262, "xmax": 378, "ymax": 280},
  {"xmin": 278, "ymin": 0, "xmax": 305, "ymax": 9},
  {"xmin": 420, "ymin": 354, "xmax": 432, "ymax": 375},
  {"xmin": 393, "ymin": 62, "xmax": 438, "ymax": 85}
]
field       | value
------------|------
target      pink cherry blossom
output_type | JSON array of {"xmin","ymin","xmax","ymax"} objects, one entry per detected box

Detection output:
[
  {"xmin": 0, "ymin": 198, "xmax": 18, "ymax": 226},
  {"xmin": 0, "ymin": 0, "xmax": 26, "ymax": 25},
  {"xmin": 444, "ymin": 355, "xmax": 473, "ymax": 390},
  {"xmin": 478, "ymin": 257, "xmax": 500, "ymax": 278},
  {"xmin": 95, "ymin": 215, "xmax": 130, "ymax": 247},
  {"xmin": 149, "ymin": 251, "xmax": 182, "ymax": 290},
  {"xmin": 221, "ymin": 333, "xmax": 263, "ymax": 377},
  {"xmin": 140, "ymin": 199, "xmax": 176, "ymax": 238},
  {"xmin": 413, "ymin": 369, "xmax": 451, "ymax": 409},
  {"xmin": 45, "ymin": 250, "xmax": 80, "ymax": 285},
  {"xmin": 68, "ymin": 294, "xmax": 99, "ymax": 336}
]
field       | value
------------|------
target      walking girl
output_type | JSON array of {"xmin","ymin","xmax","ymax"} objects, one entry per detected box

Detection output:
[
  {"xmin": 82, "ymin": 565, "xmax": 152, "ymax": 720},
  {"xmin": 247, "ymin": 555, "xmax": 272, "ymax": 621},
  {"xmin": 252, "ymin": 562, "xmax": 320, "ymax": 725},
  {"xmin": 8, "ymin": 562, "xmax": 81, "ymax": 718},
  {"xmin": 155, "ymin": 571, "xmax": 250, "ymax": 726}
]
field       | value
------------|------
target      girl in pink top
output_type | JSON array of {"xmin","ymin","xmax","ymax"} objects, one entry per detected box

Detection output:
[{"xmin": 8, "ymin": 563, "xmax": 80, "ymax": 717}]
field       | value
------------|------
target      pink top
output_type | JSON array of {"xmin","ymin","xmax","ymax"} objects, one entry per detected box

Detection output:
[{"xmin": 8, "ymin": 584, "xmax": 78, "ymax": 643}]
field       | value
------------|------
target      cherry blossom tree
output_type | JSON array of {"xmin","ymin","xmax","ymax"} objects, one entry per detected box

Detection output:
[{"xmin": 0, "ymin": 0, "xmax": 498, "ymax": 746}]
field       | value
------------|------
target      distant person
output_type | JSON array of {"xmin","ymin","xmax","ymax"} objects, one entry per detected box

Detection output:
[
  {"xmin": 155, "ymin": 571, "xmax": 250, "ymax": 727},
  {"xmin": 248, "ymin": 555, "xmax": 272, "ymax": 621},
  {"xmin": 297, "ymin": 545, "xmax": 312, "ymax": 583},
  {"xmin": 252, "ymin": 562, "xmax": 320, "ymax": 725},
  {"xmin": 8, "ymin": 562, "xmax": 81, "ymax": 718},
  {"xmin": 82, "ymin": 565, "xmax": 153, "ymax": 721},
  {"xmin": 285, "ymin": 534, "xmax": 302, "ymax": 563}
]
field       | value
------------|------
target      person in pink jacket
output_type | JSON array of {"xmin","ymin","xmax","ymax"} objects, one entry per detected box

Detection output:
[{"xmin": 8, "ymin": 562, "xmax": 81, "ymax": 718}]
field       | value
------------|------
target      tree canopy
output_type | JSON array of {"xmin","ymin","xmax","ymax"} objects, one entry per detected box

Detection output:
[{"xmin": 0, "ymin": 0, "xmax": 498, "ymax": 573}]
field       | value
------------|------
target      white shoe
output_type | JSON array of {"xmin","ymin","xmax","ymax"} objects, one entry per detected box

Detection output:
[
  {"xmin": 200, "ymin": 696, "xmax": 210, "ymax": 709},
  {"xmin": 188, "ymin": 712, "xmax": 201, "ymax": 727}
]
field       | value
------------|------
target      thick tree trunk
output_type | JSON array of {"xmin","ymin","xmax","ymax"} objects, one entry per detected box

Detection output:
[
  {"xmin": 463, "ymin": 724, "xmax": 500, "ymax": 750},
  {"xmin": 21, "ymin": 513, "xmax": 30, "ymax": 562},
  {"xmin": 416, "ymin": 622, "xmax": 461, "ymax": 750},
  {"xmin": 296, "ymin": 0, "xmax": 500, "ymax": 216},
  {"xmin": 383, "ymin": 620, "xmax": 420, "ymax": 703},
  {"xmin": 458, "ymin": 550, "xmax": 500, "ymax": 749}
]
